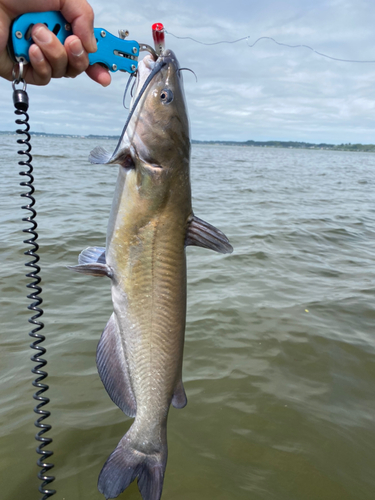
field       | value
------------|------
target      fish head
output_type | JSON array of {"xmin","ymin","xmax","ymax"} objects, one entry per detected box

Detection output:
[
  {"xmin": 90, "ymin": 49, "xmax": 190, "ymax": 174},
  {"xmin": 133, "ymin": 49, "xmax": 190, "ymax": 163}
]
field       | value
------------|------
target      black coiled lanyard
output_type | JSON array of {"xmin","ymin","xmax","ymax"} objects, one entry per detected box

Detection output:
[{"xmin": 12, "ymin": 62, "xmax": 56, "ymax": 500}]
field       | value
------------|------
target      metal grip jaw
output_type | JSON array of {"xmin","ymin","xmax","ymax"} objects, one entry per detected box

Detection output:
[{"xmin": 91, "ymin": 28, "xmax": 139, "ymax": 73}]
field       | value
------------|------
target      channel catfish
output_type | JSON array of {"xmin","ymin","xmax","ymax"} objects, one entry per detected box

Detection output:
[{"xmin": 69, "ymin": 49, "xmax": 233, "ymax": 500}]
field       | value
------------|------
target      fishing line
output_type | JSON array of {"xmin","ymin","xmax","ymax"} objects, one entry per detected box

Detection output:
[{"xmin": 164, "ymin": 29, "xmax": 375, "ymax": 63}]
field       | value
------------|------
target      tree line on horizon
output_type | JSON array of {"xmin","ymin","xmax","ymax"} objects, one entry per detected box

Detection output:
[{"xmin": 0, "ymin": 131, "xmax": 374, "ymax": 152}]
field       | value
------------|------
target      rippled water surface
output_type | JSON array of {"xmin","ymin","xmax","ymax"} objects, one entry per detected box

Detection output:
[{"xmin": 1, "ymin": 134, "xmax": 375, "ymax": 500}]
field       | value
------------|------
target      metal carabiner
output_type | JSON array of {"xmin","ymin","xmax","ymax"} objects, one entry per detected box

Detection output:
[{"xmin": 12, "ymin": 61, "xmax": 27, "ymax": 91}]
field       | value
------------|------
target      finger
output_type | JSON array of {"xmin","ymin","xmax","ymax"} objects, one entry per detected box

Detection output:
[
  {"xmin": 31, "ymin": 24, "xmax": 68, "ymax": 78},
  {"xmin": 0, "ymin": 8, "xmax": 13, "ymax": 80},
  {"xmin": 0, "ymin": 51, "xmax": 13, "ymax": 81},
  {"xmin": 27, "ymin": 44, "xmax": 52, "ymax": 85},
  {"xmin": 86, "ymin": 64, "xmax": 112, "ymax": 87},
  {"xmin": 65, "ymin": 36, "xmax": 89, "ymax": 78},
  {"xmin": 60, "ymin": 0, "xmax": 97, "ymax": 53}
]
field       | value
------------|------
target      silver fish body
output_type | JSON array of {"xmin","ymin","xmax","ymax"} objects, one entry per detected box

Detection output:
[{"xmin": 69, "ymin": 49, "xmax": 232, "ymax": 500}]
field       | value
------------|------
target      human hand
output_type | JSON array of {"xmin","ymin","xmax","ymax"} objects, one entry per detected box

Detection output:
[{"xmin": 0, "ymin": 0, "xmax": 111, "ymax": 86}]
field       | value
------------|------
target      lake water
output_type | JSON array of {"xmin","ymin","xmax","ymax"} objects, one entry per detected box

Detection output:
[{"xmin": 1, "ymin": 134, "xmax": 375, "ymax": 500}]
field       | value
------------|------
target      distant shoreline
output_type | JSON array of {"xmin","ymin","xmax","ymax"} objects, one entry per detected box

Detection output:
[{"xmin": 1, "ymin": 131, "xmax": 374, "ymax": 152}]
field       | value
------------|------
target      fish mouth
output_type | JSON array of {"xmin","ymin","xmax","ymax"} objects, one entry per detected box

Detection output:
[
  {"xmin": 142, "ymin": 49, "xmax": 179, "ymax": 70},
  {"xmin": 159, "ymin": 49, "xmax": 180, "ymax": 70}
]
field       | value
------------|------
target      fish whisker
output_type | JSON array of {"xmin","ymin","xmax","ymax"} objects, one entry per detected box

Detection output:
[
  {"xmin": 178, "ymin": 68, "xmax": 198, "ymax": 82},
  {"xmin": 123, "ymin": 73, "xmax": 137, "ymax": 110},
  {"xmin": 130, "ymin": 78, "xmax": 136, "ymax": 98}
]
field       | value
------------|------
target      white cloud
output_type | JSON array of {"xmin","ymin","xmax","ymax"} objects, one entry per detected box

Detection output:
[{"xmin": 1, "ymin": 0, "xmax": 375, "ymax": 143}]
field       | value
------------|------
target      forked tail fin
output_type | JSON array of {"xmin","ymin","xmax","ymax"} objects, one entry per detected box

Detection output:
[{"xmin": 98, "ymin": 429, "xmax": 167, "ymax": 500}]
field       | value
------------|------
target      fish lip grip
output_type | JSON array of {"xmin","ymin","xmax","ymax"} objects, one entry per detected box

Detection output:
[{"xmin": 8, "ymin": 11, "xmax": 141, "ymax": 74}]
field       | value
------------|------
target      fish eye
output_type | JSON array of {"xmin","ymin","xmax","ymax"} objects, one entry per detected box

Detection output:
[{"xmin": 160, "ymin": 88, "xmax": 174, "ymax": 104}]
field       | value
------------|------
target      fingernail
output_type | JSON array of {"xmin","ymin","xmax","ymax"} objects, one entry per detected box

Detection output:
[
  {"xmin": 33, "ymin": 25, "xmax": 52, "ymax": 44},
  {"xmin": 70, "ymin": 38, "xmax": 84, "ymax": 57},
  {"xmin": 33, "ymin": 51, "xmax": 45, "ymax": 63},
  {"xmin": 29, "ymin": 45, "xmax": 45, "ymax": 63}
]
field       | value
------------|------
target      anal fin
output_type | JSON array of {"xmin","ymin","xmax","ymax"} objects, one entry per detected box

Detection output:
[
  {"xmin": 96, "ymin": 314, "xmax": 137, "ymax": 418},
  {"xmin": 172, "ymin": 380, "xmax": 187, "ymax": 409}
]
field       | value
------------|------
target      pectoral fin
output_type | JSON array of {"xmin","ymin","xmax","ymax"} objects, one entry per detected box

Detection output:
[
  {"xmin": 89, "ymin": 147, "xmax": 113, "ymax": 164},
  {"xmin": 67, "ymin": 263, "xmax": 112, "ymax": 277},
  {"xmin": 78, "ymin": 246, "xmax": 106, "ymax": 265},
  {"xmin": 97, "ymin": 314, "xmax": 137, "ymax": 418},
  {"xmin": 89, "ymin": 146, "xmax": 135, "ymax": 168},
  {"xmin": 185, "ymin": 215, "xmax": 233, "ymax": 254},
  {"xmin": 67, "ymin": 246, "xmax": 112, "ymax": 277}
]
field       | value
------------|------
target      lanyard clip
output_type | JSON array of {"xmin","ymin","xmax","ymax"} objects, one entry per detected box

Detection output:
[
  {"xmin": 12, "ymin": 61, "xmax": 28, "ymax": 111},
  {"xmin": 12, "ymin": 61, "xmax": 27, "ymax": 90}
]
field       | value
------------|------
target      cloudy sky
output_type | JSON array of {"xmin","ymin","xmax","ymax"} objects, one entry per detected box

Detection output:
[{"xmin": 1, "ymin": 0, "xmax": 375, "ymax": 143}]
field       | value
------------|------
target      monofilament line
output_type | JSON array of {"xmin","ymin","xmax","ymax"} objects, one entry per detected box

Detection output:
[{"xmin": 164, "ymin": 29, "xmax": 375, "ymax": 63}]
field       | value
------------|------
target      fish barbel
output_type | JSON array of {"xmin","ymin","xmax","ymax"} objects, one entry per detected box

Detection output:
[{"xmin": 69, "ymin": 49, "xmax": 233, "ymax": 500}]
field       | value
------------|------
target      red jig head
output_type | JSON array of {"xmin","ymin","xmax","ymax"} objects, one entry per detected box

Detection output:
[{"xmin": 152, "ymin": 23, "xmax": 165, "ymax": 55}]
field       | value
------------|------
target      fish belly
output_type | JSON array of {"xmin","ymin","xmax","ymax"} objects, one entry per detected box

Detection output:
[{"xmin": 110, "ymin": 210, "xmax": 187, "ymax": 448}]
